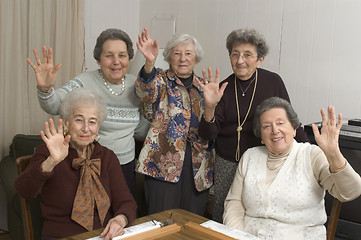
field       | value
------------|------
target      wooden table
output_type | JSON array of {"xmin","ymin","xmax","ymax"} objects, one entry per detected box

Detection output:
[{"xmin": 62, "ymin": 209, "xmax": 236, "ymax": 239}]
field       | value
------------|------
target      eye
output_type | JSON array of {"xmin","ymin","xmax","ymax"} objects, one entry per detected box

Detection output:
[
  {"xmin": 75, "ymin": 118, "xmax": 83, "ymax": 123},
  {"xmin": 231, "ymin": 53, "xmax": 239, "ymax": 58},
  {"xmin": 89, "ymin": 120, "xmax": 97, "ymax": 125},
  {"xmin": 262, "ymin": 124, "xmax": 271, "ymax": 129}
]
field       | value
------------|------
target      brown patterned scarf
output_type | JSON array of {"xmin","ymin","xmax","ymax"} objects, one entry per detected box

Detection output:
[{"xmin": 71, "ymin": 143, "xmax": 110, "ymax": 231}]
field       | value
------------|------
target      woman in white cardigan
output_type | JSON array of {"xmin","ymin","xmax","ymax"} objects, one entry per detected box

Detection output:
[{"xmin": 223, "ymin": 97, "xmax": 361, "ymax": 239}]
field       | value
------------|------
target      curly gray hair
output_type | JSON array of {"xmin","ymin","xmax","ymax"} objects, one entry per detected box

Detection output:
[{"xmin": 226, "ymin": 28, "xmax": 269, "ymax": 59}]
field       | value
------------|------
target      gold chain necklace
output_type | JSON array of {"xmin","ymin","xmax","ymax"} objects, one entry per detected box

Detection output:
[
  {"xmin": 235, "ymin": 69, "xmax": 258, "ymax": 161},
  {"xmin": 266, "ymin": 158, "xmax": 287, "ymax": 170}
]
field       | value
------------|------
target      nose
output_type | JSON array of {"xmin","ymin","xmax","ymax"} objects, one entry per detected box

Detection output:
[
  {"xmin": 82, "ymin": 123, "xmax": 89, "ymax": 132},
  {"xmin": 179, "ymin": 53, "xmax": 186, "ymax": 62},
  {"xmin": 113, "ymin": 56, "xmax": 121, "ymax": 65},
  {"xmin": 237, "ymin": 54, "xmax": 245, "ymax": 64},
  {"xmin": 271, "ymin": 124, "xmax": 279, "ymax": 134}
]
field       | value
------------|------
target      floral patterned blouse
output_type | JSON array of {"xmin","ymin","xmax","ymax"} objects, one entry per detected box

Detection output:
[{"xmin": 135, "ymin": 67, "xmax": 213, "ymax": 192}]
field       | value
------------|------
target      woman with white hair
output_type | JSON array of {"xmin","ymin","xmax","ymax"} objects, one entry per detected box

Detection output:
[
  {"xmin": 15, "ymin": 88, "xmax": 136, "ymax": 239},
  {"xmin": 134, "ymin": 28, "xmax": 213, "ymax": 215}
]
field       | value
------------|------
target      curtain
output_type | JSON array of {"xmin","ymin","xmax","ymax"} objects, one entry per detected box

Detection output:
[{"xmin": 0, "ymin": 0, "xmax": 85, "ymax": 160}]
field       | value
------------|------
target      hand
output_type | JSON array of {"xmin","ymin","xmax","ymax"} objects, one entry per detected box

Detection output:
[
  {"xmin": 312, "ymin": 106, "xmax": 346, "ymax": 171},
  {"xmin": 26, "ymin": 45, "xmax": 61, "ymax": 92},
  {"xmin": 193, "ymin": 140, "xmax": 208, "ymax": 153},
  {"xmin": 40, "ymin": 118, "xmax": 70, "ymax": 172},
  {"xmin": 136, "ymin": 27, "xmax": 159, "ymax": 73},
  {"xmin": 197, "ymin": 67, "xmax": 228, "ymax": 121},
  {"xmin": 100, "ymin": 214, "xmax": 127, "ymax": 240}
]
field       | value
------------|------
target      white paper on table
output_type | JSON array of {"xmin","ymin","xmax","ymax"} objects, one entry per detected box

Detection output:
[
  {"xmin": 200, "ymin": 220, "xmax": 261, "ymax": 240},
  {"xmin": 86, "ymin": 220, "xmax": 162, "ymax": 240}
]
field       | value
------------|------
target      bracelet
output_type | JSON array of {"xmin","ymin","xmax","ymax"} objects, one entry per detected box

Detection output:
[
  {"xmin": 204, "ymin": 115, "xmax": 215, "ymax": 124},
  {"xmin": 37, "ymin": 86, "xmax": 53, "ymax": 93},
  {"xmin": 330, "ymin": 160, "xmax": 347, "ymax": 173}
]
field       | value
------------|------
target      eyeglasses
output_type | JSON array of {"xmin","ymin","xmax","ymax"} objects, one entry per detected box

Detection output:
[{"xmin": 230, "ymin": 52, "xmax": 257, "ymax": 61}]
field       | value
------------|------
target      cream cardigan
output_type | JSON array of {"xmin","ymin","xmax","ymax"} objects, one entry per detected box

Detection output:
[{"xmin": 224, "ymin": 140, "xmax": 361, "ymax": 239}]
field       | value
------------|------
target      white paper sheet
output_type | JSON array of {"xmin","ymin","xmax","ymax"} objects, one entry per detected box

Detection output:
[
  {"xmin": 201, "ymin": 220, "xmax": 261, "ymax": 240},
  {"xmin": 87, "ymin": 220, "xmax": 162, "ymax": 240}
]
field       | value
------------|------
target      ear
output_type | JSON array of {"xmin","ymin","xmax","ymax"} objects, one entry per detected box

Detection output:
[
  {"xmin": 63, "ymin": 119, "xmax": 69, "ymax": 132},
  {"xmin": 256, "ymin": 56, "xmax": 265, "ymax": 68}
]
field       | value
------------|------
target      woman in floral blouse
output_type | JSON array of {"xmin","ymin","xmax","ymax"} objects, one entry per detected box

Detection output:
[{"xmin": 135, "ymin": 28, "xmax": 220, "ymax": 215}]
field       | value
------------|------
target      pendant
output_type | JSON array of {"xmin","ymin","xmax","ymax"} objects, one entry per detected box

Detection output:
[{"xmin": 242, "ymin": 93, "xmax": 245, "ymax": 97}]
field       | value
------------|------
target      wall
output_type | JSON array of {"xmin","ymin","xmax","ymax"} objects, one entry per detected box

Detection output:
[
  {"xmin": 135, "ymin": 0, "xmax": 361, "ymax": 125},
  {"xmin": 84, "ymin": 0, "xmax": 140, "ymax": 72}
]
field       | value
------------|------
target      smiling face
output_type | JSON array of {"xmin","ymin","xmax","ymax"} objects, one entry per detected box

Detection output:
[
  {"xmin": 260, "ymin": 108, "xmax": 296, "ymax": 155},
  {"xmin": 168, "ymin": 42, "xmax": 197, "ymax": 78},
  {"xmin": 64, "ymin": 106, "xmax": 100, "ymax": 154},
  {"xmin": 230, "ymin": 43, "xmax": 264, "ymax": 80},
  {"xmin": 98, "ymin": 39, "xmax": 129, "ymax": 84}
]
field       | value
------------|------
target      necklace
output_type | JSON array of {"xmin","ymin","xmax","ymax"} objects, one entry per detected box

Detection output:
[
  {"xmin": 239, "ymin": 76, "xmax": 256, "ymax": 97},
  {"xmin": 266, "ymin": 158, "xmax": 287, "ymax": 170},
  {"xmin": 234, "ymin": 69, "xmax": 258, "ymax": 161},
  {"xmin": 99, "ymin": 69, "xmax": 125, "ymax": 96}
]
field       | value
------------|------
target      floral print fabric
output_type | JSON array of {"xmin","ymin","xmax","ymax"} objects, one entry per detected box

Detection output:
[{"xmin": 135, "ymin": 68, "xmax": 213, "ymax": 191}]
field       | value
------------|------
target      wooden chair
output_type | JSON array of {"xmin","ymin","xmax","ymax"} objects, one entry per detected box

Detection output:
[
  {"xmin": 15, "ymin": 155, "xmax": 34, "ymax": 240},
  {"xmin": 326, "ymin": 197, "xmax": 342, "ymax": 240}
]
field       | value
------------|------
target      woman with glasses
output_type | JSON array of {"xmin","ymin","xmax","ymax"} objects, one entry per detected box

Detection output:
[{"xmin": 197, "ymin": 28, "xmax": 309, "ymax": 223}]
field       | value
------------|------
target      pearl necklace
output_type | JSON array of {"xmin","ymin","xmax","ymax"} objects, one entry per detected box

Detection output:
[{"xmin": 99, "ymin": 69, "xmax": 125, "ymax": 96}]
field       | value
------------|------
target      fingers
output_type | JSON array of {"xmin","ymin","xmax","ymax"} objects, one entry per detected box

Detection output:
[
  {"xmin": 311, "ymin": 123, "xmax": 320, "ymax": 138},
  {"xmin": 47, "ymin": 47, "xmax": 53, "ymax": 65},
  {"xmin": 42, "ymin": 45, "xmax": 49, "ymax": 64},
  {"xmin": 33, "ymin": 48, "xmax": 41, "ymax": 65},
  {"xmin": 337, "ymin": 113, "xmax": 343, "ymax": 130},
  {"xmin": 26, "ymin": 58, "xmax": 37, "ymax": 70},
  {"xmin": 201, "ymin": 69, "xmax": 208, "ymax": 84},
  {"xmin": 57, "ymin": 119, "xmax": 63, "ymax": 135},
  {"xmin": 48, "ymin": 118, "xmax": 57, "ymax": 136},
  {"xmin": 215, "ymin": 68, "xmax": 220, "ymax": 84},
  {"xmin": 219, "ymin": 82, "xmax": 228, "ymax": 95},
  {"xmin": 207, "ymin": 67, "xmax": 214, "ymax": 83}
]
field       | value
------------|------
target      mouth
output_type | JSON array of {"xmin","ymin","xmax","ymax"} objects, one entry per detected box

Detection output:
[
  {"xmin": 272, "ymin": 137, "xmax": 283, "ymax": 142},
  {"xmin": 79, "ymin": 135, "xmax": 90, "ymax": 140},
  {"xmin": 110, "ymin": 67, "xmax": 122, "ymax": 72}
]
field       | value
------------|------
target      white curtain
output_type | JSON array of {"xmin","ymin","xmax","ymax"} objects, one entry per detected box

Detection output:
[{"xmin": 0, "ymin": 0, "xmax": 84, "ymax": 160}]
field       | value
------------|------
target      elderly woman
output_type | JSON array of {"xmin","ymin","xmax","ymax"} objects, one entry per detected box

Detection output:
[
  {"xmin": 223, "ymin": 97, "xmax": 361, "ymax": 239},
  {"xmin": 26, "ymin": 29, "xmax": 149, "ymax": 196},
  {"xmin": 197, "ymin": 28, "xmax": 309, "ymax": 222},
  {"xmin": 134, "ymin": 28, "xmax": 212, "ymax": 215},
  {"xmin": 15, "ymin": 88, "xmax": 136, "ymax": 240}
]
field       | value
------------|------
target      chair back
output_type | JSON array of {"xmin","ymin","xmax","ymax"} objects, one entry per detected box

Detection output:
[
  {"xmin": 15, "ymin": 155, "xmax": 34, "ymax": 240},
  {"xmin": 326, "ymin": 197, "xmax": 342, "ymax": 240}
]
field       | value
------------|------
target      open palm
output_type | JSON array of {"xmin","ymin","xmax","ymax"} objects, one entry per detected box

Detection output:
[{"xmin": 26, "ymin": 45, "xmax": 61, "ymax": 91}]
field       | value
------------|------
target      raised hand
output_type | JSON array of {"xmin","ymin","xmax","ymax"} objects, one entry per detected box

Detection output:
[
  {"xmin": 40, "ymin": 118, "xmax": 70, "ymax": 172},
  {"xmin": 136, "ymin": 28, "xmax": 159, "ymax": 73},
  {"xmin": 197, "ymin": 67, "xmax": 228, "ymax": 121},
  {"xmin": 26, "ymin": 45, "xmax": 61, "ymax": 92},
  {"xmin": 312, "ymin": 106, "xmax": 346, "ymax": 172}
]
